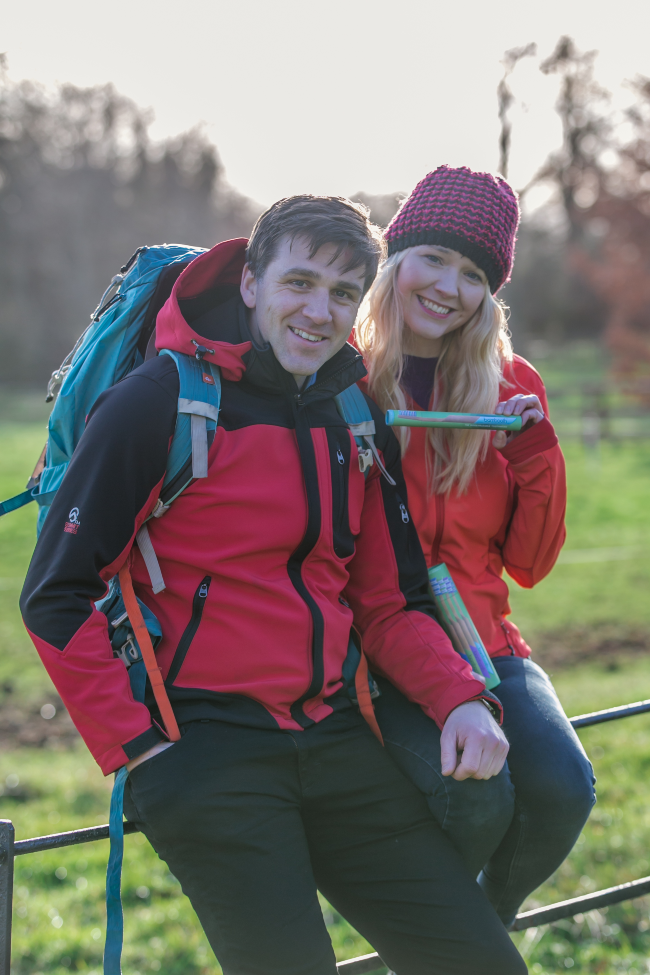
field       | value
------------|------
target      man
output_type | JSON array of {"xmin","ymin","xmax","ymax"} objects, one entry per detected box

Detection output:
[{"xmin": 21, "ymin": 196, "xmax": 525, "ymax": 975}]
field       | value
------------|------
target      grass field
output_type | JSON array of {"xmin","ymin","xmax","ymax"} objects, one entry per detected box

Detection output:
[{"xmin": 1, "ymin": 364, "xmax": 650, "ymax": 974}]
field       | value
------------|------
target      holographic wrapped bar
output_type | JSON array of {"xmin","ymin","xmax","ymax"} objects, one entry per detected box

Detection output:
[
  {"xmin": 428, "ymin": 563, "xmax": 501, "ymax": 690},
  {"xmin": 386, "ymin": 410, "xmax": 523, "ymax": 431}
]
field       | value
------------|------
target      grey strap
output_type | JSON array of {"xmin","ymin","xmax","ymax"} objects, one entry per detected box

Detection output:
[
  {"xmin": 190, "ymin": 413, "xmax": 209, "ymax": 478},
  {"xmin": 178, "ymin": 399, "xmax": 220, "ymax": 422},
  {"xmin": 348, "ymin": 420, "xmax": 375, "ymax": 437},
  {"xmin": 135, "ymin": 524, "xmax": 166, "ymax": 594},
  {"xmin": 364, "ymin": 436, "xmax": 397, "ymax": 486}
]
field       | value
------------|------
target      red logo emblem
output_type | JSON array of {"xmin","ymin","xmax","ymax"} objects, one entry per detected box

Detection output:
[
  {"xmin": 202, "ymin": 373, "xmax": 215, "ymax": 385},
  {"xmin": 64, "ymin": 507, "xmax": 80, "ymax": 534}
]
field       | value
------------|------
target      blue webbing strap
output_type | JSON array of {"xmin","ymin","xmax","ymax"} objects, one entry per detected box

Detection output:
[
  {"xmin": 0, "ymin": 489, "xmax": 34, "ymax": 517},
  {"xmin": 334, "ymin": 383, "xmax": 373, "ymax": 427},
  {"xmin": 104, "ymin": 766, "xmax": 128, "ymax": 975},
  {"xmin": 104, "ymin": 658, "xmax": 146, "ymax": 975},
  {"xmin": 0, "ymin": 487, "xmax": 59, "ymax": 518}
]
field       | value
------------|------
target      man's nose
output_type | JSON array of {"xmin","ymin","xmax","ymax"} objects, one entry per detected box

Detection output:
[{"xmin": 302, "ymin": 289, "xmax": 333, "ymax": 325}]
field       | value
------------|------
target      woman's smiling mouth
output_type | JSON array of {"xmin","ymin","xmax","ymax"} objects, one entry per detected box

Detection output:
[{"xmin": 417, "ymin": 296, "xmax": 454, "ymax": 318}]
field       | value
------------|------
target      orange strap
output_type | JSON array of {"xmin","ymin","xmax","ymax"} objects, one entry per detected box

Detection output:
[
  {"xmin": 118, "ymin": 563, "xmax": 181, "ymax": 742},
  {"xmin": 354, "ymin": 648, "xmax": 383, "ymax": 745}
]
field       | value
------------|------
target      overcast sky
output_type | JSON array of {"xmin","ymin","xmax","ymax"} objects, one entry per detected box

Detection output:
[{"xmin": 3, "ymin": 0, "xmax": 650, "ymax": 208}]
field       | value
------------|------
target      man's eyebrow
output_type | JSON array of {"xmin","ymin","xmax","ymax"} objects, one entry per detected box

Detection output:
[
  {"xmin": 282, "ymin": 266, "xmax": 320, "ymax": 280},
  {"xmin": 335, "ymin": 279, "xmax": 363, "ymax": 296},
  {"xmin": 281, "ymin": 267, "xmax": 363, "ymax": 295}
]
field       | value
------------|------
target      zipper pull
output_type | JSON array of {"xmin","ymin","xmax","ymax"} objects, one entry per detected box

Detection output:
[
  {"xmin": 337, "ymin": 448, "xmax": 345, "ymax": 465},
  {"xmin": 399, "ymin": 502, "xmax": 410, "ymax": 524},
  {"xmin": 199, "ymin": 583, "xmax": 209, "ymax": 598}
]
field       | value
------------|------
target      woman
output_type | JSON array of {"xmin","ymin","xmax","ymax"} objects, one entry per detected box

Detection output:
[{"xmin": 356, "ymin": 165, "xmax": 595, "ymax": 926}]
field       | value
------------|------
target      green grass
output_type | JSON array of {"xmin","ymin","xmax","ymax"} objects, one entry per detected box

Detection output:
[{"xmin": 507, "ymin": 439, "xmax": 650, "ymax": 639}]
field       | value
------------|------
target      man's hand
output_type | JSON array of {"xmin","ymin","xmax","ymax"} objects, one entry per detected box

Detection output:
[
  {"xmin": 126, "ymin": 740, "xmax": 174, "ymax": 773},
  {"xmin": 493, "ymin": 393, "xmax": 544, "ymax": 449},
  {"xmin": 440, "ymin": 701, "xmax": 509, "ymax": 781}
]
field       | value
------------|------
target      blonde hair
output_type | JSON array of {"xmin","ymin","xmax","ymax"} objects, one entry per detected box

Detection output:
[{"xmin": 355, "ymin": 250, "xmax": 513, "ymax": 495}]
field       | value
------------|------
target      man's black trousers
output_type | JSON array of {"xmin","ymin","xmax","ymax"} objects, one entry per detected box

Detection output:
[{"xmin": 124, "ymin": 709, "xmax": 526, "ymax": 975}]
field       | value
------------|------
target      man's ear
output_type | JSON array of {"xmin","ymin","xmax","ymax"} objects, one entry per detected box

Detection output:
[{"xmin": 241, "ymin": 263, "xmax": 257, "ymax": 309}]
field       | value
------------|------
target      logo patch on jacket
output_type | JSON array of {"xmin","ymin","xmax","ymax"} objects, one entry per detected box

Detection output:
[
  {"xmin": 64, "ymin": 507, "xmax": 80, "ymax": 534},
  {"xmin": 202, "ymin": 373, "xmax": 215, "ymax": 385}
]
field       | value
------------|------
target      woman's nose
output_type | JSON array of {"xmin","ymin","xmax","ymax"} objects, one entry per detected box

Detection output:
[{"xmin": 434, "ymin": 267, "xmax": 459, "ymax": 297}]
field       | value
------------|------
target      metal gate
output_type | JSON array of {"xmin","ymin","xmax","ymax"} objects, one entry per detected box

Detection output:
[{"xmin": 2, "ymin": 697, "xmax": 650, "ymax": 975}]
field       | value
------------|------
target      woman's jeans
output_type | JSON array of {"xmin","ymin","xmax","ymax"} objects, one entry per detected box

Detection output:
[{"xmin": 374, "ymin": 655, "xmax": 596, "ymax": 926}]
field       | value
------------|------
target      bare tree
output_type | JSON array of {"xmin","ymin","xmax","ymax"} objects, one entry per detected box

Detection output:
[{"xmin": 497, "ymin": 43, "xmax": 536, "ymax": 179}]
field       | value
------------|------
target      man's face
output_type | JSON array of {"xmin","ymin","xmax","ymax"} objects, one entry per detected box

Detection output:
[{"xmin": 240, "ymin": 236, "xmax": 366, "ymax": 386}]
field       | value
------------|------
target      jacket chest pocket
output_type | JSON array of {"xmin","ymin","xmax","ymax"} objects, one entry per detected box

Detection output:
[
  {"xmin": 166, "ymin": 576, "xmax": 211, "ymax": 685},
  {"xmin": 327, "ymin": 429, "xmax": 355, "ymax": 560}
]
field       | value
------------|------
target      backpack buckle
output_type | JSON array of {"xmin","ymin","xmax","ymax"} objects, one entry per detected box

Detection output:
[
  {"xmin": 114, "ymin": 634, "xmax": 142, "ymax": 669},
  {"xmin": 358, "ymin": 448, "xmax": 373, "ymax": 473}
]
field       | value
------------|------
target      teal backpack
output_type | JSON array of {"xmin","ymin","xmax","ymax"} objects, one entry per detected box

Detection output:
[{"xmin": 0, "ymin": 243, "xmax": 385, "ymax": 974}]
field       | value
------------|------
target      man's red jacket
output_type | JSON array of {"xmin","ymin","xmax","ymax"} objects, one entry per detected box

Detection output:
[{"xmin": 21, "ymin": 239, "xmax": 492, "ymax": 776}]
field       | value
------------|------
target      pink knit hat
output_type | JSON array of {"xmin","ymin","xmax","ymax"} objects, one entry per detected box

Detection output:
[{"xmin": 385, "ymin": 165, "xmax": 520, "ymax": 293}]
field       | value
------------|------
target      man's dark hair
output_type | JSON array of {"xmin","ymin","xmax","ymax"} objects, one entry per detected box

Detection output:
[{"xmin": 245, "ymin": 195, "xmax": 385, "ymax": 296}]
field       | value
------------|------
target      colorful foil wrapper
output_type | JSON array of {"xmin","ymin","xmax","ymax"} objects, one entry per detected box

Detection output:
[
  {"xmin": 428, "ymin": 563, "xmax": 501, "ymax": 690},
  {"xmin": 386, "ymin": 410, "xmax": 523, "ymax": 431}
]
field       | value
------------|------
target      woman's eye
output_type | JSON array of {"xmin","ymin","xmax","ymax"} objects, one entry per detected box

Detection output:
[
  {"xmin": 426, "ymin": 254, "xmax": 443, "ymax": 265},
  {"xmin": 466, "ymin": 271, "xmax": 483, "ymax": 283}
]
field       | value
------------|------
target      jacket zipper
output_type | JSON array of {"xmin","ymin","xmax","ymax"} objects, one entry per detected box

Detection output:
[
  {"xmin": 287, "ymin": 398, "xmax": 326, "ymax": 726},
  {"xmin": 500, "ymin": 619, "xmax": 516, "ymax": 655},
  {"xmin": 335, "ymin": 439, "xmax": 346, "ymax": 534},
  {"xmin": 395, "ymin": 494, "xmax": 410, "ymax": 524},
  {"xmin": 432, "ymin": 492, "xmax": 445, "ymax": 564},
  {"xmin": 166, "ymin": 576, "xmax": 211, "ymax": 685}
]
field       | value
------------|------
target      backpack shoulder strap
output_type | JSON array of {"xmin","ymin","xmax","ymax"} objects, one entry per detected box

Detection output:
[
  {"xmin": 135, "ymin": 350, "xmax": 221, "ymax": 593},
  {"xmin": 154, "ymin": 349, "xmax": 221, "ymax": 510},
  {"xmin": 335, "ymin": 384, "xmax": 396, "ymax": 486}
]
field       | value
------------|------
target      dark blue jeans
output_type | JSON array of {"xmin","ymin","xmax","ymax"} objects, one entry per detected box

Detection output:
[{"xmin": 374, "ymin": 655, "xmax": 596, "ymax": 926}]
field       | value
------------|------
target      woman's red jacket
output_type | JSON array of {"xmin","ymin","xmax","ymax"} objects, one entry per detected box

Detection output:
[{"xmin": 371, "ymin": 356, "xmax": 566, "ymax": 658}]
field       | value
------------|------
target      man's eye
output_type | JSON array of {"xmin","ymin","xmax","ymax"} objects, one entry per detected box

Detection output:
[
  {"xmin": 334, "ymin": 290, "xmax": 352, "ymax": 300},
  {"xmin": 290, "ymin": 280, "xmax": 308, "ymax": 288}
]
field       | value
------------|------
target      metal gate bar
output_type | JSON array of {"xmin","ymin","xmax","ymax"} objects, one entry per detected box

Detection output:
[
  {"xmin": 569, "ymin": 698, "xmax": 650, "ymax": 729},
  {"xmin": 1, "ymin": 697, "xmax": 650, "ymax": 975}
]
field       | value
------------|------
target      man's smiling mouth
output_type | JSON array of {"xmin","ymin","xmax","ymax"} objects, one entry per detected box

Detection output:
[
  {"xmin": 418, "ymin": 296, "xmax": 453, "ymax": 316},
  {"xmin": 289, "ymin": 326, "xmax": 325, "ymax": 343}
]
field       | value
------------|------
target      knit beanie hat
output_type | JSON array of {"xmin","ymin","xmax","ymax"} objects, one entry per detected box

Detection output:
[{"xmin": 385, "ymin": 165, "xmax": 520, "ymax": 293}]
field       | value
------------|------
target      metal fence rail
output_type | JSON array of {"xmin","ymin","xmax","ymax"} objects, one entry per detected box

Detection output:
[{"xmin": 2, "ymin": 698, "xmax": 650, "ymax": 975}]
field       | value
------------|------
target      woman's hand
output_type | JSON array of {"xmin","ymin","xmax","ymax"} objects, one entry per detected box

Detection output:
[{"xmin": 493, "ymin": 393, "xmax": 544, "ymax": 449}]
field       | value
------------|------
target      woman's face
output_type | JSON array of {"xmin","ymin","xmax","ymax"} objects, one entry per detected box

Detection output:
[{"xmin": 396, "ymin": 245, "xmax": 487, "ymax": 355}]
